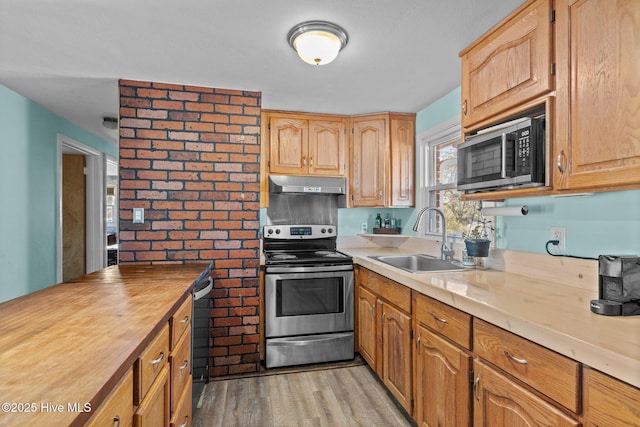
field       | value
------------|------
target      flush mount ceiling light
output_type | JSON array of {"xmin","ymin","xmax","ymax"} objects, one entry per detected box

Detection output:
[{"xmin": 287, "ymin": 20, "xmax": 348, "ymax": 66}]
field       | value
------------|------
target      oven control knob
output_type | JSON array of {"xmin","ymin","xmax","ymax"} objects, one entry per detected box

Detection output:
[
  {"xmin": 267, "ymin": 228, "xmax": 273, "ymax": 234},
  {"xmin": 327, "ymin": 228, "xmax": 333, "ymax": 234},
  {"xmin": 275, "ymin": 229, "xmax": 281, "ymax": 234},
  {"xmin": 321, "ymin": 228, "xmax": 326, "ymax": 234}
]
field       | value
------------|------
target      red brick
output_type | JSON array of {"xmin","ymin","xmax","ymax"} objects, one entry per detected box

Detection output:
[
  {"xmin": 120, "ymin": 180, "xmax": 150, "ymax": 189},
  {"xmin": 136, "ymin": 190, "xmax": 167, "ymax": 200},
  {"xmin": 215, "ymin": 259, "xmax": 242, "ymax": 269},
  {"xmin": 152, "ymin": 221, "xmax": 183, "ymax": 230},
  {"xmin": 229, "ymin": 344, "xmax": 255, "ymax": 355},
  {"xmin": 242, "ymin": 126, "xmax": 260, "ymax": 135},
  {"xmin": 120, "ymin": 241, "xmax": 150, "ymax": 251},
  {"xmin": 200, "ymin": 230, "xmax": 228, "ymax": 239},
  {"xmin": 152, "ymin": 100, "xmax": 183, "ymax": 110},
  {"xmin": 168, "ymin": 111, "xmax": 200, "ymax": 121},
  {"xmin": 210, "ymin": 347, "xmax": 228, "ymax": 357},
  {"xmin": 152, "ymin": 140, "xmax": 184, "ymax": 150},
  {"xmin": 200, "ymin": 250, "xmax": 230, "ymax": 259},
  {"xmin": 210, "ymin": 308, "xmax": 228, "ymax": 318},
  {"xmin": 185, "ymin": 142, "xmax": 214, "ymax": 152},
  {"xmin": 215, "ymin": 240, "xmax": 241, "ymax": 249},
  {"xmin": 229, "ymin": 307, "xmax": 256, "ymax": 317},
  {"xmin": 214, "ymin": 356, "xmax": 241, "ymax": 366},
  {"xmin": 138, "ymin": 109, "xmax": 168, "ymax": 119},
  {"xmin": 185, "ymin": 122, "xmax": 214, "ymax": 132},
  {"xmin": 214, "ymin": 317, "xmax": 241, "ymax": 327},
  {"xmin": 137, "ymin": 88, "xmax": 167, "ymax": 99},
  {"xmin": 152, "ymin": 181, "xmax": 183, "ymax": 190},
  {"xmin": 168, "ymin": 171, "xmax": 199, "ymax": 181},
  {"xmin": 152, "ymin": 160, "xmax": 184, "ymax": 171},
  {"xmin": 201, "ymin": 153, "xmax": 229, "ymax": 162},
  {"xmin": 170, "ymin": 151, "xmax": 199, "ymax": 161},
  {"xmin": 201, "ymin": 94, "xmax": 230, "ymax": 103},
  {"xmin": 152, "ymin": 241, "xmax": 183, "ymax": 250},
  {"xmin": 168, "ymin": 231, "xmax": 199, "ymax": 240},
  {"xmin": 169, "ymin": 131, "xmax": 200, "ymax": 141},
  {"xmin": 169, "ymin": 91, "xmax": 199, "ymax": 101},
  {"xmin": 216, "ymin": 104, "xmax": 242, "ymax": 114},
  {"xmin": 215, "ymin": 221, "xmax": 242, "ymax": 230},
  {"xmin": 229, "ymin": 326, "xmax": 256, "ymax": 336},
  {"xmin": 136, "ymin": 129, "xmax": 167, "ymax": 139},
  {"xmin": 200, "ymin": 113, "xmax": 229, "ymax": 123},
  {"xmin": 137, "ymin": 150, "xmax": 168, "ymax": 159},
  {"xmin": 215, "ymin": 298, "xmax": 242, "ymax": 308},
  {"xmin": 120, "ymin": 107, "xmax": 136, "ymax": 117},
  {"xmin": 120, "ymin": 79, "xmax": 151, "ymax": 87},
  {"xmin": 168, "ymin": 191, "xmax": 200, "ymax": 200},
  {"xmin": 169, "ymin": 211, "xmax": 197, "ymax": 220},
  {"xmin": 229, "ymin": 363, "xmax": 259, "ymax": 375},
  {"xmin": 229, "ymin": 288, "xmax": 256, "ymax": 297},
  {"xmin": 215, "ymin": 143, "xmax": 243, "ymax": 153},
  {"xmin": 168, "ymin": 251, "xmax": 198, "ymax": 260},
  {"xmin": 152, "ymin": 120, "xmax": 184, "ymax": 130},
  {"xmin": 230, "ymin": 96, "xmax": 258, "ymax": 106},
  {"xmin": 152, "ymin": 201, "xmax": 182, "ymax": 210},
  {"xmin": 185, "ymin": 240, "xmax": 213, "ymax": 250},
  {"xmin": 215, "ymin": 182, "xmax": 242, "ymax": 191},
  {"xmin": 215, "ymin": 336, "xmax": 242, "ymax": 346},
  {"xmin": 121, "ymin": 97, "xmax": 151, "ymax": 108},
  {"xmin": 185, "ymin": 221, "xmax": 213, "ymax": 230},
  {"xmin": 136, "ymin": 251, "xmax": 167, "ymax": 261},
  {"xmin": 153, "ymin": 82, "xmax": 183, "ymax": 90},
  {"xmin": 185, "ymin": 182, "xmax": 213, "ymax": 191},
  {"xmin": 185, "ymin": 85, "xmax": 215, "ymax": 93},
  {"xmin": 120, "ymin": 159, "xmax": 151, "ymax": 169},
  {"xmin": 119, "ymin": 138, "xmax": 151, "ymax": 149},
  {"xmin": 214, "ymin": 163, "xmax": 242, "ymax": 173},
  {"xmin": 201, "ymin": 133, "xmax": 229, "ymax": 143},
  {"xmin": 185, "ymin": 102, "xmax": 213, "ymax": 112},
  {"xmin": 215, "ymin": 124, "xmax": 242, "ymax": 134}
]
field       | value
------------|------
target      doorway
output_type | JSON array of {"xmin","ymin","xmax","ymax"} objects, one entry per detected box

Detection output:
[{"xmin": 57, "ymin": 135, "xmax": 104, "ymax": 283}]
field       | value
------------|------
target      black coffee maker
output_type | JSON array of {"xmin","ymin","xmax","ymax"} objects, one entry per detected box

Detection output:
[{"xmin": 590, "ymin": 255, "xmax": 640, "ymax": 316}]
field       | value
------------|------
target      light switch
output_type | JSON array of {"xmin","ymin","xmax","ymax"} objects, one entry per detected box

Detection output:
[{"xmin": 133, "ymin": 208, "xmax": 144, "ymax": 224}]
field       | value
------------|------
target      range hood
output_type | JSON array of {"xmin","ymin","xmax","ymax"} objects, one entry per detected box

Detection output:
[{"xmin": 269, "ymin": 175, "xmax": 346, "ymax": 195}]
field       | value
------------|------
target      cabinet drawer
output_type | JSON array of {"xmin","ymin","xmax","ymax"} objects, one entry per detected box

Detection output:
[
  {"xmin": 136, "ymin": 323, "xmax": 170, "ymax": 405},
  {"xmin": 413, "ymin": 292, "xmax": 472, "ymax": 350},
  {"xmin": 170, "ymin": 296, "xmax": 192, "ymax": 350},
  {"xmin": 170, "ymin": 379, "xmax": 192, "ymax": 427},
  {"xmin": 358, "ymin": 267, "xmax": 411, "ymax": 313},
  {"xmin": 86, "ymin": 368, "xmax": 134, "ymax": 427},
  {"xmin": 473, "ymin": 318, "xmax": 579, "ymax": 413},
  {"xmin": 170, "ymin": 324, "xmax": 192, "ymax": 415}
]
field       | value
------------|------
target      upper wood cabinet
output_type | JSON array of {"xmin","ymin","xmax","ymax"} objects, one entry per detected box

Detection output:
[
  {"xmin": 350, "ymin": 113, "xmax": 415, "ymax": 207},
  {"xmin": 267, "ymin": 112, "xmax": 346, "ymax": 177},
  {"xmin": 460, "ymin": 0, "xmax": 554, "ymax": 131},
  {"xmin": 553, "ymin": 0, "xmax": 640, "ymax": 192}
]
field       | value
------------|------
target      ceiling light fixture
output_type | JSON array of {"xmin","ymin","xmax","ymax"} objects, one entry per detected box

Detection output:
[{"xmin": 287, "ymin": 20, "xmax": 348, "ymax": 66}]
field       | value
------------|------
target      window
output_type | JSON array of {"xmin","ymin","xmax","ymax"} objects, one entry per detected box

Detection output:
[{"xmin": 417, "ymin": 118, "xmax": 478, "ymax": 237}]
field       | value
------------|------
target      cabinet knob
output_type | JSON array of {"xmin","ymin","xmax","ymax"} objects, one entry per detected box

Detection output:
[
  {"xmin": 150, "ymin": 352, "xmax": 165, "ymax": 365},
  {"xmin": 462, "ymin": 99, "xmax": 468, "ymax": 115},
  {"xmin": 112, "ymin": 415, "xmax": 120, "ymax": 427},
  {"xmin": 310, "ymin": 156, "xmax": 313, "ymax": 167},
  {"xmin": 302, "ymin": 156, "xmax": 307, "ymax": 166},
  {"xmin": 378, "ymin": 189, "xmax": 383, "ymax": 200}
]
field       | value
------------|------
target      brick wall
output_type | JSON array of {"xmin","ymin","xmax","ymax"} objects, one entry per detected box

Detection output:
[{"xmin": 118, "ymin": 79, "xmax": 261, "ymax": 376}]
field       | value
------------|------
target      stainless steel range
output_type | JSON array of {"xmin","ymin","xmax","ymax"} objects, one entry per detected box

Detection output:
[{"xmin": 263, "ymin": 224, "xmax": 354, "ymax": 369}]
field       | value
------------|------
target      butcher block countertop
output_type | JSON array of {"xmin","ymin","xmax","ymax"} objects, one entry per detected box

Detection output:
[
  {"xmin": 340, "ymin": 246, "xmax": 640, "ymax": 390},
  {"xmin": 0, "ymin": 263, "xmax": 211, "ymax": 427}
]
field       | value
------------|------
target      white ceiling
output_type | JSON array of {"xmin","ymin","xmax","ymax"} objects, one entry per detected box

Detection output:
[{"xmin": 0, "ymin": 0, "xmax": 523, "ymax": 145}]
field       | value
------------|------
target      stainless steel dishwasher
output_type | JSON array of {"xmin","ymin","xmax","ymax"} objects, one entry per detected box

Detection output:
[{"xmin": 192, "ymin": 275, "xmax": 213, "ymax": 414}]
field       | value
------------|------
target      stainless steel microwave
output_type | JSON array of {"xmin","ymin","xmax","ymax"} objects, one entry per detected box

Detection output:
[{"xmin": 457, "ymin": 114, "xmax": 545, "ymax": 193}]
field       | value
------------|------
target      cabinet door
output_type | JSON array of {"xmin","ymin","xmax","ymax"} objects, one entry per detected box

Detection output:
[
  {"xmin": 308, "ymin": 119, "xmax": 346, "ymax": 176},
  {"xmin": 390, "ymin": 117, "xmax": 414, "ymax": 207},
  {"xmin": 381, "ymin": 302, "xmax": 412, "ymax": 413},
  {"xmin": 461, "ymin": 0, "xmax": 553, "ymax": 129},
  {"xmin": 269, "ymin": 117, "xmax": 308, "ymax": 174},
  {"xmin": 415, "ymin": 326, "xmax": 471, "ymax": 427},
  {"xmin": 554, "ymin": 0, "xmax": 640, "ymax": 191},
  {"xmin": 134, "ymin": 365, "xmax": 170, "ymax": 427},
  {"xmin": 584, "ymin": 367, "xmax": 640, "ymax": 426},
  {"xmin": 473, "ymin": 360, "xmax": 579, "ymax": 427},
  {"xmin": 351, "ymin": 118, "xmax": 386, "ymax": 207},
  {"xmin": 356, "ymin": 285, "xmax": 378, "ymax": 371}
]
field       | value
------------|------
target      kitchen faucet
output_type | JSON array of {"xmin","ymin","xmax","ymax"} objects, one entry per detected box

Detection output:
[{"xmin": 412, "ymin": 207, "xmax": 454, "ymax": 261}]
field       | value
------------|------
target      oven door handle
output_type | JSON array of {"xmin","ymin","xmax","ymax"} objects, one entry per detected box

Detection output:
[
  {"xmin": 265, "ymin": 264, "xmax": 353, "ymax": 274},
  {"xmin": 269, "ymin": 335, "xmax": 350, "ymax": 346}
]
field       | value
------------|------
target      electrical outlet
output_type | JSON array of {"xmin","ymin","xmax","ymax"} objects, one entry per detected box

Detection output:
[
  {"xmin": 361, "ymin": 222, "xmax": 368, "ymax": 234},
  {"xmin": 550, "ymin": 227, "xmax": 566, "ymax": 250},
  {"xmin": 133, "ymin": 208, "xmax": 145, "ymax": 224}
]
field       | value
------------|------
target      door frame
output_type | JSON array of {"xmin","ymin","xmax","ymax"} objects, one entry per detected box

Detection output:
[{"xmin": 57, "ymin": 134, "xmax": 105, "ymax": 283}]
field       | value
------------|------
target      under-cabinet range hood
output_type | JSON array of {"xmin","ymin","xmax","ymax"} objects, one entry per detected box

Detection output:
[{"xmin": 269, "ymin": 175, "xmax": 346, "ymax": 195}]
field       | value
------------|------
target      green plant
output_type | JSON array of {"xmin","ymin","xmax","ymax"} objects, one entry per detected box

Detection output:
[{"xmin": 462, "ymin": 208, "xmax": 494, "ymax": 241}]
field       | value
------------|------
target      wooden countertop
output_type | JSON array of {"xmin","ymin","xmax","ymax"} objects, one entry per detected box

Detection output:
[
  {"xmin": 341, "ymin": 247, "xmax": 640, "ymax": 390},
  {"xmin": 0, "ymin": 263, "xmax": 211, "ymax": 427}
]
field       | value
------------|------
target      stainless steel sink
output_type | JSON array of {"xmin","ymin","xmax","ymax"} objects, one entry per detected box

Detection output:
[{"xmin": 368, "ymin": 254, "xmax": 465, "ymax": 273}]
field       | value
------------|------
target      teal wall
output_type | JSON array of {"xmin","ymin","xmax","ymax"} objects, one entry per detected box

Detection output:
[{"xmin": 0, "ymin": 84, "xmax": 117, "ymax": 303}]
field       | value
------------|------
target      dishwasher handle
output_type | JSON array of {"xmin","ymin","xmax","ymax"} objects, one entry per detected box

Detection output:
[{"xmin": 193, "ymin": 277, "xmax": 213, "ymax": 300}]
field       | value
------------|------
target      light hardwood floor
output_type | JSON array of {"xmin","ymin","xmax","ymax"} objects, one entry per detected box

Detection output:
[{"xmin": 193, "ymin": 365, "xmax": 413, "ymax": 427}]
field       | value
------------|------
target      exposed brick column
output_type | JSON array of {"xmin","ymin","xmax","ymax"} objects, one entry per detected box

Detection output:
[{"xmin": 118, "ymin": 79, "xmax": 261, "ymax": 376}]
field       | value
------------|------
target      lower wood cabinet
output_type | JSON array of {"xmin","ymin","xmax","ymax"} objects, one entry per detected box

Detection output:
[
  {"xmin": 413, "ymin": 292, "xmax": 472, "ymax": 427},
  {"xmin": 473, "ymin": 360, "xmax": 579, "ymax": 427},
  {"xmin": 584, "ymin": 367, "xmax": 640, "ymax": 426},
  {"xmin": 355, "ymin": 267, "xmax": 412, "ymax": 413},
  {"xmin": 86, "ymin": 368, "xmax": 134, "ymax": 427},
  {"xmin": 134, "ymin": 364, "xmax": 170, "ymax": 427},
  {"xmin": 380, "ymin": 301, "xmax": 412, "ymax": 412}
]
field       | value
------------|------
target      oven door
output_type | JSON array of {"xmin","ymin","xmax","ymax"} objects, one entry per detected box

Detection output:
[{"xmin": 265, "ymin": 266, "xmax": 354, "ymax": 338}]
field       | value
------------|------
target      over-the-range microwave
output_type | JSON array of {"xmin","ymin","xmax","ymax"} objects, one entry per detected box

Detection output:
[{"xmin": 457, "ymin": 113, "xmax": 546, "ymax": 193}]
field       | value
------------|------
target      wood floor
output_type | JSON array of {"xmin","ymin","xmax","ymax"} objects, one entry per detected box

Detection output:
[{"xmin": 193, "ymin": 365, "xmax": 413, "ymax": 427}]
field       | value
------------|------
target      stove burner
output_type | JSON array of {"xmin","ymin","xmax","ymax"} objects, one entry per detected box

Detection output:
[{"xmin": 314, "ymin": 251, "xmax": 332, "ymax": 256}]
